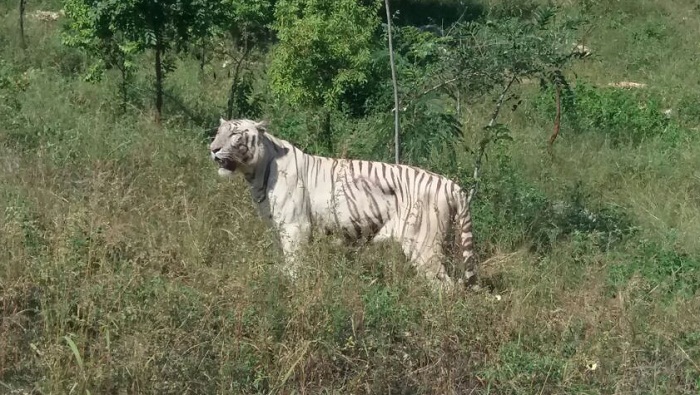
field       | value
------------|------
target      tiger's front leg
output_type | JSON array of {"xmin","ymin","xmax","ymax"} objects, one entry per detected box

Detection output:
[{"xmin": 277, "ymin": 222, "xmax": 311, "ymax": 280}]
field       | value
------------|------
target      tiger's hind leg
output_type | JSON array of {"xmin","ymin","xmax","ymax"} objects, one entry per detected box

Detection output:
[{"xmin": 400, "ymin": 236, "xmax": 454, "ymax": 291}]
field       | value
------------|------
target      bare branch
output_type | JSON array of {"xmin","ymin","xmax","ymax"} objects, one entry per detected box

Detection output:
[
  {"xmin": 548, "ymin": 83, "xmax": 561, "ymax": 152},
  {"xmin": 420, "ymin": 77, "xmax": 460, "ymax": 98}
]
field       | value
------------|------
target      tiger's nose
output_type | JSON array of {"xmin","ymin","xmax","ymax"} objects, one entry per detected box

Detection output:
[{"xmin": 211, "ymin": 147, "xmax": 221, "ymax": 161}]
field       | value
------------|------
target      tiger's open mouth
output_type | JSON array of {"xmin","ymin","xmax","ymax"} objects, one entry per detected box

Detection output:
[{"xmin": 215, "ymin": 157, "xmax": 237, "ymax": 172}]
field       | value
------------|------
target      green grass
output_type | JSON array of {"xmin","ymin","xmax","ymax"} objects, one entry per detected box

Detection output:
[{"xmin": 2, "ymin": 1, "xmax": 700, "ymax": 394}]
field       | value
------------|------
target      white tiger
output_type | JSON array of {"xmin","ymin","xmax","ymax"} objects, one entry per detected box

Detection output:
[{"xmin": 210, "ymin": 118, "xmax": 478, "ymax": 290}]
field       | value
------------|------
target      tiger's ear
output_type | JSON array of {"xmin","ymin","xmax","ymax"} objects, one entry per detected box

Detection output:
[
  {"xmin": 219, "ymin": 117, "xmax": 227, "ymax": 125},
  {"xmin": 255, "ymin": 120, "xmax": 269, "ymax": 133}
]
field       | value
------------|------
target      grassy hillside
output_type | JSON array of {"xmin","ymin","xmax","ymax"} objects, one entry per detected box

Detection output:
[{"xmin": 1, "ymin": 0, "xmax": 700, "ymax": 394}]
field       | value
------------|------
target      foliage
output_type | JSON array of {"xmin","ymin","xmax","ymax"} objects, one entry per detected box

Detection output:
[
  {"xmin": 0, "ymin": 60, "xmax": 29, "ymax": 111},
  {"xmin": 608, "ymin": 241, "xmax": 700, "ymax": 300},
  {"xmin": 61, "ymin": 0, "xmax": 137, "ymax": 83},
  {"xmin": 0, "ymin": 61, "xmax": 33, "ymax": 148},
  {"xmin": 418, "ymin": 4, "xmax": 586, "ymax": 105},
  {"xmin": 535, "ymin": 81, "xmax": 685, "ymax": 145},
  {"xmin": 62, "ymin": 0, "xmax": 221, "ymax": 52},
  {"xmin": 473, "ymin": 149, "xmax": 635, "ymax": 254},
  {"xmin": 214, "ymin": 0, "xmax": 274, "ymax": 119},
  {"xmin": 357, "ymin": 4, "xmax": 586, "ymax": 172},
  {"xmin": 269, "ymin": 0, "xmax": 382, "ymax": 112},
  {"xmin": 62, "ymin": 0, "xmax": 225, "ymax": 119},
  {"xmin": 216, "ymin": 0, "xmax": 274, "ymax": 46},
  {"xmin": 388, "ymin": 0, "xmax": 485, "ymax": 27}
]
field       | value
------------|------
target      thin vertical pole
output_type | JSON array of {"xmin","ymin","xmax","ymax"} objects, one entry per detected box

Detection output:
[{"xmin": 385, "ymin": 0, "xmax": 400, "ymax": 164}]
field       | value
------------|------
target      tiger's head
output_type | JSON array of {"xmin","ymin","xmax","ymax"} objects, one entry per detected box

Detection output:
[{"xmin": 210, "ymin": 118, "xmax": 269, "ymax": 177}]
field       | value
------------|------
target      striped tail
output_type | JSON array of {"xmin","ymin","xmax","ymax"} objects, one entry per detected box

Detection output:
[{"xmin": 455, "ymin": 190, "xmax": 478, "ymax": 289}]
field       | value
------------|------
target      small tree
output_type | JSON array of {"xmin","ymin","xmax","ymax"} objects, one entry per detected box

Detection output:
[
  {"xmin": 215, "ymin": 0, "xmax": 273, "ymax": 119},
  {"xmin": 269, "ymin": 0, "xmax": 382, "ymax": 154},
  {"xmin": 433, "ymin": 5, "xmax": 587, "ymax": 201},
  {"xmin": 62, "ymin": 0, "xmax": 219, "ymax": 123},
  {"xmin": 351, "ymin": 4, "xmax": 586, "ymax": 187},
  {"xmin": 62, "ymin": 0, "xmax": 137, "ymax": 112}
]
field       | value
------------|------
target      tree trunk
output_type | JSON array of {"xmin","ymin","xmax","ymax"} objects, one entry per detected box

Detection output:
[
  {"xmin": 154, "ymin": 36, "xmax": 164, "ymax": 125},
  {"xmin": 19, "ymin": 0, "xmax": 26, "ymax": 49},
  {"xmin": 385, "ymin": 0, "xmax": 400, "ymax": 164},
  {"xmin": 119, "ymin": 63, "xmax": 128, "ymax": 114},
  {"xmin": 321, "ymin": 111, "xmax": 333, "ymax": 154},
  {"xmin": 226, "ymin": 47, "xmax": 251, "ymax": 119},
  {"xmin": 199, "ymin": 39, "xmax": 206, "ymax": 74},
  {"xmin": 226, "ymin": 69, "xmax": 241, "ymax": 119}
]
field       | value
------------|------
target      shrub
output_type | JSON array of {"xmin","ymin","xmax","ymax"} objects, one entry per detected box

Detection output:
[
  {"xmin": 535, "ymin": 81, "xmax": 684, "ymax": 145},
  {"xmin": 474, "ymin": 149, "xmax": 635, "ymax": 254},
  {"xmin": 608, "ymin": 241, "xmax": 700, "ymax": 300}
]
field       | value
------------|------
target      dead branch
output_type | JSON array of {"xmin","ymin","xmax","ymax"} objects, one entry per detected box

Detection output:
[{"xmin": 548, "ymin": 83, "xmax": 561, "ymax": 151}]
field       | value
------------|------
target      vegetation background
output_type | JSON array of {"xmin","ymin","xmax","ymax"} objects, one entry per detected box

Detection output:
[{"xmin": 1, "ymin": 0, "xmax": 700, "ymax": 393}]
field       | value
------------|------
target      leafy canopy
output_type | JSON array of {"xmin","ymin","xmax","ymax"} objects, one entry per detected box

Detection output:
[
  {"xmin": 62, "ymin": 0, "xmax": 224, "ymax": 79},
  {"xmin": 269, "ymin": 0, "xmax": 382, "ymax": 111}
]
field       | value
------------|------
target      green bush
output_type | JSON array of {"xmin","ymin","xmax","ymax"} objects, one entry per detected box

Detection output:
[
  {"xmin": 535, "ymin": 81, "xmax": 684, "ymax": 145},
  {"xmin": 269, "ymin": 0, "xmax": 382, "ymax": 112},
  {"xmin": 676, "ymin": 92, "xmax": 700, "ymax": 124},
  {"xmin": 474, "ymin": 149, "xmax": 635, "ymax": 254},
  {"xmin": 608, "ymin": 241, "xmax": 700, "ymax": 299}
]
